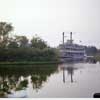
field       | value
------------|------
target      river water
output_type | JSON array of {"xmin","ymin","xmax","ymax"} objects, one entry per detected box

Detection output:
[{"xmin": 0, "ymin": 62, "xmax": 100, "ymax": 98}]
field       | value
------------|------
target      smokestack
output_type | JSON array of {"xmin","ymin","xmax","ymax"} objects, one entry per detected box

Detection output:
[
  {"xmin": 63, "ymin": 32, "xmax": 64, "ymax": 45},
  {"xmin": 70, "ymin": 32, "xmax": 72, "ymax": 41},
  {"xmin": 70, "ymin": 32, "xmax": 73, "ymax": 44}
]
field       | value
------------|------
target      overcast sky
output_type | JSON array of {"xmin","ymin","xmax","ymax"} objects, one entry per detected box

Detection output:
[{"xmin": 0, "ymin": 0, "xmax": 100, "ymax": 48}]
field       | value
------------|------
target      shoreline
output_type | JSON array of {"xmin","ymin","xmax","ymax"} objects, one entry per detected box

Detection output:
[{"xmin": 0, "ymin": 61, "xmax": 60, "ymax": 65}]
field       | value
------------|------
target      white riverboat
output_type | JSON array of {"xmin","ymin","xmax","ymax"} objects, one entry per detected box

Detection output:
[{"xmin": 59, "ymin": 32, "xmax": 87, "ymax": 62}]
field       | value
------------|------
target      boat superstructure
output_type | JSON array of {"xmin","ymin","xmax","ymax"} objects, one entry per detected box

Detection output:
[{"xmin": 59, "ymin": 32, "xmax": 87, "ymax": 62}]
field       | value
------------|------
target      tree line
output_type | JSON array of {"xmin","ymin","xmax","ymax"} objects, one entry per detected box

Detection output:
[
  {"xmin": 85, "ymin": 46, "xmax": 98, "ymax": 56},
  {"xmin": 0, "ymin": 22, "xmax": 59, "ymax": 62}
]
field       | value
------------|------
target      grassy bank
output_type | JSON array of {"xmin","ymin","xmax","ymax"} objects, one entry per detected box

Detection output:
[{"xmin": 0, "ymin": 61, "xmax": 60, "ymax": 65}]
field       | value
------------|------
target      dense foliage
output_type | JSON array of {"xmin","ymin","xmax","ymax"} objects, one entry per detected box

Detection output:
[{"xmin": 0, "ymin": 22, "xmax": 59, "ymax": 62}]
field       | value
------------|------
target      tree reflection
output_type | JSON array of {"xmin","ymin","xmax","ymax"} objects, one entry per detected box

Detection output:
[
  {"xmin": 16, "ymin": 79, "xmax": 28, "ymax": 91},
  {"xmin": 31, "ymin": 66, "xmax": 57, "ymax": 91},
  {"xmin": 0, "ymin": 64, "xmax": 58, "ymax": 97},
  {"xmin": 31, "ymin": 75, "xmax": 47, "ymax": 91}
]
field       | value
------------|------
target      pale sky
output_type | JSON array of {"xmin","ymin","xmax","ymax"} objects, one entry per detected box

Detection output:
[{"xmin": 0, "ymin": 0, "xmax": 100, "ymax": 48}]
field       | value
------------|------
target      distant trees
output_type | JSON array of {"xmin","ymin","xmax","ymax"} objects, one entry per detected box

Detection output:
[{"xmin": 85, "ymin": 46, "xmax": 98, "ymax": 56}]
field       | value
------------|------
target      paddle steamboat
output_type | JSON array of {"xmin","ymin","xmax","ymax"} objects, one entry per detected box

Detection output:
[{"xmin": 59, "ymin": 32, "xmax": 87, "ymax": 62}]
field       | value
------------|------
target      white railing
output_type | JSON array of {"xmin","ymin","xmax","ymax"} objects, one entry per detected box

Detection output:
[{"xmin": 60, "ymin": 49, "xmax": 85, "ymax": 53}]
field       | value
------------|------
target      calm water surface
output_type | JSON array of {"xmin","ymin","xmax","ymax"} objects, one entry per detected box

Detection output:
[{"xmin": 0, "ymin": 62, "xmax": 100, "ymax": 98}]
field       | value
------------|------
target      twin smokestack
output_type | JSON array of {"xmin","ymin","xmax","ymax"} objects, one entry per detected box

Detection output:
[{"xmin": 62, "ymin": 32, "xmax": 73, "ymax": 44}]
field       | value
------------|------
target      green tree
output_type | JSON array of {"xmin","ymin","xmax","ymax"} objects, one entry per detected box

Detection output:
[
  {"xmin": 0, "ymin": 22, "xmax": 13, "ymax": 48},
  {"xmin": 15, "ymin": 36, "xmax": 29, "ymax": 47},
  {"xmin": 7, "ymin": 38, "xmax": 18, "ymax": 48},
  {"xmin": 31, "ymin": 36, "xmax": 47, "ymax": 49}
]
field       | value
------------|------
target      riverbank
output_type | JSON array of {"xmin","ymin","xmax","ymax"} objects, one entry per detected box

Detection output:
[{"xmin": 0, "ymin": 61, "xmax": 60, "ymax": 65}]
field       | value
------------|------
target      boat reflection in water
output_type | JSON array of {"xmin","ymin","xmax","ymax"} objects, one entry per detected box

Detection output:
[{"xmin": 59, "ymin": 63, "xmax": 78, "ymax": 83}]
